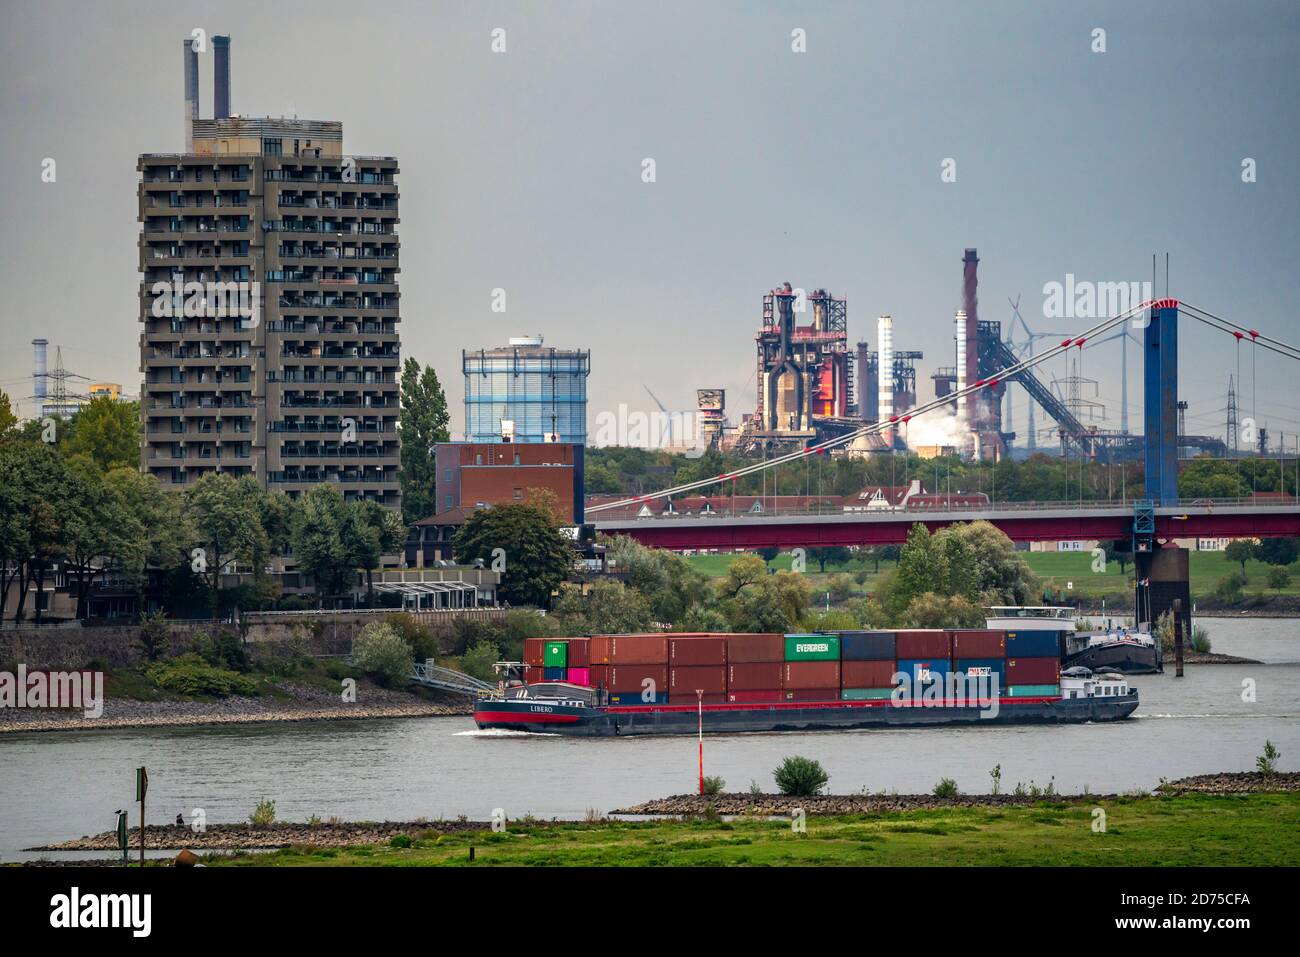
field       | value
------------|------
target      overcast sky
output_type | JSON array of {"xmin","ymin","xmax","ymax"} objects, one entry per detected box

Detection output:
[{"xmin": 2, "ymin": 0, "xmax": 1298, "ymax": 446}]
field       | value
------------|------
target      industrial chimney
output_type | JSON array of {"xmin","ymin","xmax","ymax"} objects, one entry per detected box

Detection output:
[
  {"xmin": 878, "ymin": 316, "xmax": 893, "ymax": 446},
  {"xmin": 213, "ymin": 35, "xmax": 231, "ymax": 119},
  {"xmin": 962, "ymin": 248, "xmax": 980, "ymax": 424},
  {"xmin": 954, "ymin": 311, "xmax": 967, "ymax": 424},
  {"xmin": 182, "ymin": 37, "xmax": 200, "ymax": 151},
  {"xmin": 32, "ymin": 338, "xmax": 48, "ymax": 419}
]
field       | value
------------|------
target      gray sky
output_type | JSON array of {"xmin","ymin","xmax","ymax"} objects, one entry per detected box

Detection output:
[{"xmin": 2, "ymin": 0, "xmax": 1298, "ymax": 446}]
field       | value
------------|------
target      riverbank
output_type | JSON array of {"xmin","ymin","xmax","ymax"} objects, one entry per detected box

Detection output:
[
  {"xmin": 0, "ymin": 682, "xmax": 471, "ymax": 734},
  {"xmin": 32, "ymin": 773, "xmax": 1297, "ymax": 854},
  {"xmin": 25, "ymin": 791, "xmax": 1300, "ymax": 867}
]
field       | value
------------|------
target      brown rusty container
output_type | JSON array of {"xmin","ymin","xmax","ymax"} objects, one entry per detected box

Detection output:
[
  {"xmin": 895, "ymin": 629, "xmax": 951, "ymax": 659},
  {"xmin": 840, "ymin": 660, "xmax": 896, "ymax": 688},
  {"xmin": 669, "ymin": 636, "xmax": 728, "ymax": 666},
  {"xmin": 727, "ymin": 689, "xmax": 783, "ymax": 703},
  {"xmin": 608, "ymin": 634, "xmax": 670, "ymax": 664},
  {"xmin": 566, "ymin": 637, "xmax": 591, "ymax": 668},
  {"xmin": 524, "ymin": 665, "xmax": 546, "ymax": 684},
  {"xmin": 1006, "ymin": 657, "xmax": 1060, "ymax": 684},
  {"xmin": 782, "ymin": 688, "xmax": 840, "ymax": 702},
  {"xmin": 670, "ymin": 666, "xmax": 728, "ymax": 695},
  {"xmin": 725, "ymin": 633, "xmax": 786, "ymax": 663},
  {"xmin": 588, "ymin": 664, "xmax": 610, "ymax": 688},
  {"xmin": 728, "ymin": 662, "xmax": 784, "ymax": 690},
  {"xmin": 783, "ymin": 661, "xmax": 841, "ymax": 690},
  {"xmin": 607, "ymin": 664, "xmax": 669, "ymax": 693},
  {"xmin": 949, "ymin": 630, "xmax": 1006, "ymax": 659},
  {"xmin": 524, "ymin": 638, "xmax": 547, "ymax": 667}
]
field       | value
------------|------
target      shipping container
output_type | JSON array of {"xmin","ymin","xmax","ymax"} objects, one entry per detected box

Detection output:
[
  {"xmin": 839, "ymin": 631, "xmax": 896, "ymax": 661},
  {"xmin": 895, "ymin": 629, "xmax": 950, "ymax": 659},
  {"xmin": 840, "ymin": 659, "xmax": 896, "ymax": 688},
  {"xmin": 608, "ymin": 634, "xmax": 670, "ymax": 664},
  {"xmin": 949, "ymin": 630, "xmax": 1006, "ymax": 659},
  {"xmin": 543, "ymin": 641, "xmax": 568, "ymax": 667},
  {"xmin": 608, "ymin": 691, "xmax": 668, "ymax": 705},
  {"xmin": 725, "ymin": 633, "xmax": 786, "ymax": 662},
  {"xmin": 607, "ymin": 665, "xmax": 669, "ymax": 693},
  {"xmin": 1005, "ymin": 631, "xmax": 1062, "ymax": 657},
  {"xmin": 727, "ymin": 662, "xmax": 784, "ymax": 690},
  {"xmin": 670, "ymin": 666, "xmax": 728, "ymax": 695},
  {"xmin": 523, "ymin": 638, "xmax": 546, "ymax": 667},
  {"xmin": 782, "ymin": 688, "xmax": 840, "ymax": 702},
  {"xmin": 784, "ymin": 634, "xmax": 840, "ymax": 661},
  {"xmin": 727, "ymin": 689, "xmax": 784, "ymax": 704},
  {"xmin": 1007, "ymin": 684, "xmax": 1060, "ymax": 698},
  {"xmin": 783, "ymin": 661, "xmax": 841, "ymax": 689},
  {"xmin": 589, "ymin": 664, "xmax": 610, "ymax": 688},
  {"xmin": 567, "ymin": 666, "xmax": 591, "ymax": 686},
  {"xmin": 524, "ymin": 665, "xmax": 545, "ymax": 684},
  {"xmin": 543, "ymin": 666, "xmax": 567, "ymax": 681},
  {"xmin": 896, "ymin": 658, "xmax": 952, "ymax": 685},
  {"xmin": 669, "ymin": 636, "xmax": 728, "ymax": 666},
  {"xmin": 841, "ymin": 688, "xmax": 895, "ymax": 701},
  {"xmin": 1006, "ymin": 657, "xmax": 1060, "ymax": 684},
  {"xmin": 954, "ymin": 658, "xmax": 1006, "ymax": 681},
  {"xmin": 566, "ymin": 638, "xmax": 591, "ymax": 668}
]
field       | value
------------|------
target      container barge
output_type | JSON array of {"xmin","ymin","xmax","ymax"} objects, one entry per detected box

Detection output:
[{"xmin": 473, "ymin": 630, "xmax": 1139, "ymax": 737}]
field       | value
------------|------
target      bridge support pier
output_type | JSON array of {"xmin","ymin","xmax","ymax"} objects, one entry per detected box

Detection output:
[{"xmin": 1135, "ymin": 545, "xmax": 1190, "ymax": 659}]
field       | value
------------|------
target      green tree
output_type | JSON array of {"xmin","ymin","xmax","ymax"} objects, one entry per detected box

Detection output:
[
  {"xmin": 553, "ymin": 579, "xmax": 655, "ymax": 634},
  {"xmin": 1224, "ymin": 539, "xmax": 1257, "ymax": 578},
  {"xmin": 398, "ymin": 358, "xmax": 450, "ymax": 523},
  {"xmin": 944, "ymin": 521, "xmax": 1037, "ymax": 605},
  {"xmin": 0, "ymin": 441, "xmax": 68, "ymax": 623},
  {"xmin": 720, "ymin": 553, "xmax": 768, "ymax": 597},
  {"xmin": 773, "ymin": 756, "xmax": 829, "ymax": 796},
  {"xmin": 1256, "ymin": 536, "xmax": 1299, "ymax": 567},
  {"xmin": 354, "ymin": 620, "xmax": 415, "ymax": 687},
  {"xmin": 452, "ymin": 500, "xmax": 575, "ymax": 607},
  {"xmin": 342, "ymin": 500, "xmax": 406, "ymax": 603},
  {"xmin": 755, "ymin": 545, "xmax": 781, "ymax": 567},
  {"xmin": 727, "ymin": 571, "xmax": 810, "ymax": 632},
  {"xmin": 901, "ymin": 592, "xmax": 985, "ymax": 628},
  {"xmin": 937, "ymin": 531, "xmax": 979, "ymax": 601},
  {"xmin": 890, "ymin": 523, "xmax": 946, "ymax": 618},
  {"xmin": 65, "ymin": 397, "xmax": 140, "ymax": 471},
  {"xmin": 1179, "ymin": 459, "xmax": 1250, "ymax": 499},
  {"xmin": 290, "ymin": 484, "xmax": 353, "ymax": 602},
  {"xmin": 1266, "ymin": 566, "xmax": 1290, "ymax": 591},
  {"xmin": 604, "ymin": 534, "xmax": 710, "ymax": 625},
  {"xmin": 1104, "ymin": 539, "xmax": 1133, "ymax": 575},
  {"xmin": 184, "ymin": 473, "xmax": 273, "ymax": 599},
  {"xmin": 806, "ymin": 545, "xmax": 851, "ymax": 573},
  {"xmin": 0, "ymin": 389, "xmax": 17, "ymax": 439}
]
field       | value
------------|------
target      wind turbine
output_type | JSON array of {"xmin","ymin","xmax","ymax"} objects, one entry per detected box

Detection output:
[
  {"xmin": 1004, "ymin": 295, "xmax": 1072, "ymax": 451},
  {"xmin": 644, "ymin": 385, "xmax": 674, "ymax": 448}
]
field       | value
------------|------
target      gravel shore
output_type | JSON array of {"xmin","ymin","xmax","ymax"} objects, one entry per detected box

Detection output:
[
  {"xmin": 29, "ymin": 819, "xmax": 508, "ymax": 852},
  {"xmin": 0, "ymin": 681, "xmax": 472, "ymax": 734}
]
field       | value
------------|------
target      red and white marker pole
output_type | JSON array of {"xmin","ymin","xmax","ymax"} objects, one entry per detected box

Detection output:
[{"xmin": 697, "ymin": 690, "xmax": 704, "ymax": 795}]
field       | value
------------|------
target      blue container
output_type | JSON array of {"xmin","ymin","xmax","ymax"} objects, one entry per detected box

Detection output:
[
  {"xmin": 1005, "ymin": 631, "xmax": 1062, "ymax": 658},
  {"xmin": 543, "ymin": 666, "xmax": 567, "ymax": 681},
  {"xmin": 608, "ymin": 691, "xmax": 668, "ymax": 706},
  {"xmin": 895, "ymin": 658, "xmax": 951, "ymax": 685},
  {"xmin": 840, "ymin": 631, "xmax": 896, "ymax": 661}
]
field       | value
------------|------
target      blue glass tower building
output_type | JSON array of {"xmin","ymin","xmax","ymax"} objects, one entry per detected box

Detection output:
[{"xmin": 462, "ymin": 336, "xmax": 591, "ymax": 444}]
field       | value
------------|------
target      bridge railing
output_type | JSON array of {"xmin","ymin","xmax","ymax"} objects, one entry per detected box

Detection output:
[{"xmin": 593, "ymin": 496, "xmax": 1299, "ymax": 522}]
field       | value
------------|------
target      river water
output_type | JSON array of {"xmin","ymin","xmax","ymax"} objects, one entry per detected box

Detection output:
[{"xmin": 2, "ymin": 618, "xmax": 1297, "ymax": 861}]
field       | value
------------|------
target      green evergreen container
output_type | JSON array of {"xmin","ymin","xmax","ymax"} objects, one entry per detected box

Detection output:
[
  {"xmin": 1007, "ymin": 684, "xmax": 1059, "ymax": 698},
  {"xmin": 543, "ymin": 641, "xmax": 568, "ymax": 667},
  {"xmin": 841, "ymin": 688, "xmax": 895, "ymax": 700},
  {"xmin": 784, "ymin": 634, "xmax": 840, "ymax": 661}
]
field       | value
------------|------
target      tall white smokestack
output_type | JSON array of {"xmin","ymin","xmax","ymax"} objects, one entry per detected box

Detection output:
[
  {"xmin": 955, "ymin": 311, "xmax": 967, "ymax": 424},
  {"xmin": 878, "ymin": 316, "xmax": 893, "ymax": 446},
  {"xmin": 32, "ymin": 338, "xmax": 48, "ymax": 419}
]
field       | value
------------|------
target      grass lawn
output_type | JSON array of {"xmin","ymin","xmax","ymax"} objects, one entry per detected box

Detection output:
[
  {"xmin": 686, "ymin": 550, "xmax": 1300, "ymax": 603},
  {"xmin": 207, "ymin": 793, "xmax": 1300, "ymax": 867}
]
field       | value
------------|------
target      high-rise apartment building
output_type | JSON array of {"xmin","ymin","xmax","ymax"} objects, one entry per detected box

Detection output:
[
  {"xmin": 139, "ymin": 42, "xmax": 401, "ymax": 507},
  {"xmin": 462, "ymin": 336, "xmax": 590, "ymax": 444}
]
